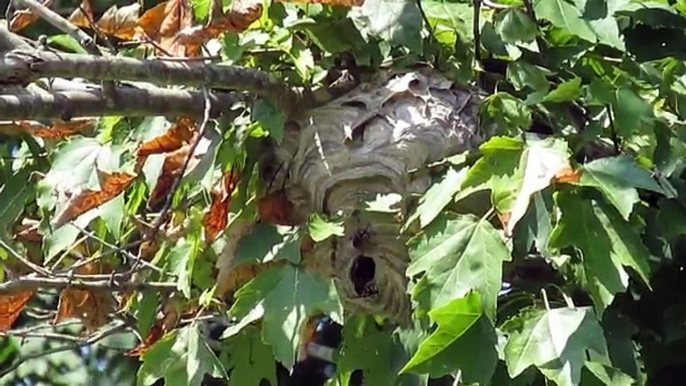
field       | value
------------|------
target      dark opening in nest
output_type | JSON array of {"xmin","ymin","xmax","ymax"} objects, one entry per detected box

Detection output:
[{"xmin": 350, "ymin": 255, "xmax": 377, "ymax": 297}]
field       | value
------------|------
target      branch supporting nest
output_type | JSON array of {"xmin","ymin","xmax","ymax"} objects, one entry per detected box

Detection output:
[
  {"xmin": 0, "ymin": 84, "xmax": 240, "ymax": 119},
  {"xmin": 0, "ymin": 49, "xmax": 303, "ymax": 112}
]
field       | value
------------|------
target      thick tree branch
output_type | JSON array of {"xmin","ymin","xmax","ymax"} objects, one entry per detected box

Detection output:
[
  {"xmin": 0, "ymin": 85, "xmax": 241, "ymax": 119},
  {"xmin": 0, "ymin": 49, "xmax": 303, "ymax": 111},
  {"xmin": 0, "ymin": 274, "xmax": 178, "ymax": 293},
  {"xmin": 0, "ymin": 24, "xmax": 33, "ymax": 52}
]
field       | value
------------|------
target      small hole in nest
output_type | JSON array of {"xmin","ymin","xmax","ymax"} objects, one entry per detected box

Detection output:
[{"xmin": 350, "ymin": 255, "xmax": 377, "ymax": 297}]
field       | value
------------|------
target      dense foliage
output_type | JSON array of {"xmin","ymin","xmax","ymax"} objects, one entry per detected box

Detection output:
[{"xmin": 1, "ymin": 0, "xmax": 686, "ymax": 385}]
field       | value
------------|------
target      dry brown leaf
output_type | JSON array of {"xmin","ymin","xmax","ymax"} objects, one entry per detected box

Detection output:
[
  {"xmin": 52, "ymin": 170, "xmax": 137, "ymax": 228},
  {"xmin": 8, "ymin": 0, "xmax": 53, "ymax": 32},
  {"xmin": 13, "ymin": 219, "xmax": 42, "ymax": 243},
  {"xmin": 95, "ymin": 3, "xmax": 141, "ymax": 40},
  {"xmin": 277, "ymin": 0, "xmax": 363, "ymax": 6},
  {"xmin": 148, "ymin": 145, "xmax": 200, "ymax": 206},
  {"xmin": 553, "ymin": 167, "xmax": 581, "ymax": 184},
  {"xmin": 0, "ymin": 291, "xmax": 35, "ymax": 332},
  {"xmin": 203, "ymin": 169, "xmax": 241, "ymax": 242},
  {"xmin": 68, "ymin": 0, "xmax": 95, "ymax": 29},
  {"xmin": 176, "ymin": 0, "xmax": 262, "ymax": 50},
  {"xmin": 257, "ymin": 190, "xmax": 300, "ymax": 226},
  {"xmin": 136, "ymin": 0, "xmax": 195, "ymax": 56},
  {"xmin": 127, "ymin": 297, "xmax": 180, "ymax": 357},
  {"xmin": 54, "ymin": 263, "xmax": 115, "ymax": 332},
  {"xmin": 0, "ymin": 119, "xmax": 95, "ymax": 138},
  {"xmin": 137, "ymin": 117, "xmax": 196, "ymax": 157}
]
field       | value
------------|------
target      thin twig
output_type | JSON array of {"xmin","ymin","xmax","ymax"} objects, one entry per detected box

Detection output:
[
  {"xmin": 148, "ymin": 88, "xmax": 214, "ymax": 237},
  {"xmin": 415, "ymin": 0, "xmax": 436, "ymax": 60},
  {"xmin": 68, "ymin": 223, "xmax": 165, "ymax": 275},
  {"xmin": 0, "ymin": 274, "xmax": 178, "ymax": 292},
  {"xmin": 474, "ymin": 0, "xmax": 482, "ymax": 66},
  {"xmin": 522, "ymin": 0, "xmax": 548, "ymax": 63},
  {"xmin": 606, "ymin": 105, "xmax": 620, "ymax": 154},
  {"xmin": 0, "ymin": 238, "xmax": 52, "ymax": 277},
  {"xmin": 482, "ymin": 0, "xmax": 516, "ymax": 9},
  {"xmin": 0, "ymin": 322, "xmax": 129, "ymax": 378},
  {"xmin": 14, "ymin": 0, "xmax": 100, "ymax": 57}
]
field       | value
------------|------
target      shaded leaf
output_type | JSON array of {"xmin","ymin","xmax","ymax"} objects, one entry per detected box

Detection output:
[
  {"xmin": 338, "ymin": 314, "xmax": 394, "ymax": 386},
  {"xmin": 137, "ymin": 324, "xmax": 227, "ymax": 386},
  {"xmin": 496, "ymin": 8, "xmax": 537, "ymax": 43},
  {"xmin": 549, "ymin": 191, "xmax": 651, "ymax": 313},
  {"xmin": 577, "ymin": 156, "xmax": 663, "ymax": 220},
  {"xmin": 262, "ymin": 265, "xmax": 342, "ymax": 369},
  {"xmin": 222, "ymin": 325, "xmax": 278, "ymax": 386},
  {"xmin": 351, "ymin": 0, "xmax": 422, "ymax": 51}
]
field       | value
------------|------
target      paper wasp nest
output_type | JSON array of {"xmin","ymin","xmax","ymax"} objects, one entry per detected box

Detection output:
[{"xmin": 266, "ymin": 69, "xmax": 487, "ymax": 323}]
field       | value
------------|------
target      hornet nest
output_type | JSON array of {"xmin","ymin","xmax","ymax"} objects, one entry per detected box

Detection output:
[{"xmin": 260, "ymin": 68, "xmax": 489, "ymax": 323}]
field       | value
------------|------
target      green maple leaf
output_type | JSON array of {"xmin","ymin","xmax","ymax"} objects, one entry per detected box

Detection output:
[
  {"xmin": 405, "ymin": 167, "xmax": 468, "ymax": 229},
  {"xmin": 222, "ymin": 326, "xmax": 277, "ymax": 386},
  {"xmin": 407, "ymin": 213, "xmax": 511, "ymax": 319},
  {"xmin": 577, "ymin": 156, "xmax": 663, "ymax": 220},
  {"xmin": 502, "ymin": 306, "xmax": 608, "ymax": 386},
  {"xmin": 401, "ymin": 292, "xmax": 497, "ymax": 384},
  {"xmin": 137, "ymin": 325, "xmax": 227, "ymax": 386},
  {"xmin": 261, "ymin": 265, "xmax": 342, "ymax": 369},
  {"xmin": 549, "ymin": 190, "xmax": 652, "ymax": 313},
  {"xmin": 338, "ymin": 315, "xmax": 394, "ymax": 386}
]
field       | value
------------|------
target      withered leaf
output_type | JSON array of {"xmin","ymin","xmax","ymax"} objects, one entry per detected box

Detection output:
[
  {"xmin": 68, "ymin": 0, "xmax": 95, "ymax": 29},
  {"xmin": 0, "ymin": 291, "xmax": 34, "ymax": 332},
  {"xmin": 54, "ymin": 263, "xmax": 115, "ymax": 332},
  {"xmin": 0, "ymin": 119, "xmax": 95, "ymax": 138},
  {"xmin": 136, "ymin": 0, "xmax": 195, "ymax": 57},
  {"xmin": 177, "ymin": 0, "xmax": 262, "ymax": 49},
  {"xmin": 137, "ymin": 117, "xmax": 196, "ymax": 157},
  {"xmin": 553, "ymin": 167, "xmax": 581, "ymax": 184},
  {"xmin": 52, "ymin": 170, "xmax": 137, "ymax": 228},
  {"xmin": 127, "ymin": 298, "xmax": 180, "ymax": 357},
  {"xmin": 148, "ymin": 145, "xmax": 200, "ymax": 206},
  {"xmin": 203, "ymin": 169, "xmax": 241, "ymax": 242},
  {"xmin": 8, "ymin": 0, "xmax": 53, "ymax": 32},
  {"xmin": 96, "ymin": 3, "xmax": 141, "ymax": 40},
  {"xmin": 257, "ymin": 190, "xmax": 299, "ymax": 226}
]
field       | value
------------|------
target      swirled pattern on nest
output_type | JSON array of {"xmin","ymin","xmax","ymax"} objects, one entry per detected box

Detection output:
[{"xmin": 265, "ymin": 68, "xmax": 487, "ymax": 323}]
